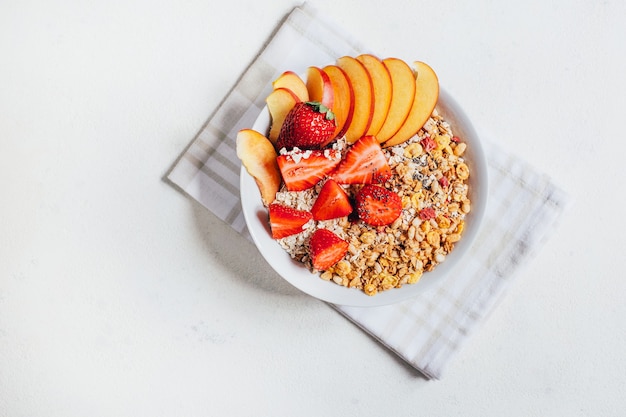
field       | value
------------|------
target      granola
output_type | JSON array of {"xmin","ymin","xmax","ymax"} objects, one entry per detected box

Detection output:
[{"xmin": 274, "ymin": 108, "xmax": 471, "ymax": 295}]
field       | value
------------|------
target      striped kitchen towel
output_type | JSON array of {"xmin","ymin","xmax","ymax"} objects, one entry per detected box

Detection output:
[{"xmin": 166, "ymin": 3, "xmax": 570, "ymax": 379}]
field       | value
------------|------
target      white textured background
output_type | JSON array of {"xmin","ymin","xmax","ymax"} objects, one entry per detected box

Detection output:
[{"xmin": 1, "ymin": 0, "xmax": 624, "ymax": 415}]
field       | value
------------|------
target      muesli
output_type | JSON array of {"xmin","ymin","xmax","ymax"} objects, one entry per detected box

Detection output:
[
  {"xmin": 236, "ymin": 55, "xmax": 471, "ymax": 296},
  {"xmin": 274, "ymin": 110, "xmax": 470, "ymax": 295}
]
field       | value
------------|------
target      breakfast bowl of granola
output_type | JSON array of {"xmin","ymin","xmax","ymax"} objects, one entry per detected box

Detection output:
[{"xmin": 238, "ymin": 55, "xmax": 488, "ymax": 307}]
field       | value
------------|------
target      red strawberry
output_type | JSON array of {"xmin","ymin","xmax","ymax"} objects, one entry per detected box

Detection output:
[
  {"xmin": 309, "ymin": 228, "xmax": 349, "ymax": 271},
  {"xmin": 311, "ymin": 179, "xmax": 353, "ymax": 221},
  {"xmin": 331, "ymin": 135, "xmax": 392, "ymax": 184},
  {"xmin": 354, "ymin": 184, "xmax": 402, "ymax": 226},
  {"xmin": 268, "ymin": 204, "xmax": 312, "ymax": 239},
  {"xmin": 276, "ymin": 149, "xmax": 341, "ymax": 191},
  {"xmin": 276, "ymin": 101, "xmax": 336, "ymax": 150}
]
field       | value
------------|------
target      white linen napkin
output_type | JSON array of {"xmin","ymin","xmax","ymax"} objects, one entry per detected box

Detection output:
[{"xmin": 166, "ymin": 3, "xmax": 570, "ymax": 379}]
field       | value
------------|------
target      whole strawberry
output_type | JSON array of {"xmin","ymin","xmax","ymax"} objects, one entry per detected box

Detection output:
[{"xmin": 276, "ymin": 101, "xmax": 336, "ymax": 150}]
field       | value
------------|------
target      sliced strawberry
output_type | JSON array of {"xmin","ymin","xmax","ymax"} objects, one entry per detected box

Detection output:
[
  {"xmin": 331, "ymin": 135, "xmax": 392, "ymax": 184},
  {"xmin": 276, "ymin": 149, "xmax": 341, "ymax": 191},
  {"xmin": 311, "ymin": 179, "xmax": 353, "ymax": 221},
  {"xmin": 309, "ymin": 228, "xmax": 349, "ymax": 271},
  {"xmin": 268, "ymin": 204, "xmax": 312, "ymax": 239},
  {"xmin": 354, "ymin": 184, "xmax": 402, "ymax": 227}
]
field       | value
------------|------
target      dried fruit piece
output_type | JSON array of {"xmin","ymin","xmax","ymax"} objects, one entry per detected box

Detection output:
[
  {"xmin": 309, "ymin": 228, "xmax": 349, "ymax": 271},
  {"xmin": 276, "ymin": 149, "xmax": 341, "ymax": 191},
  {"xmin": 418, "ymin": 207, "xmax": 436, "ymax": 220},
  {"xmin": 268, "ymin": 204, "xmax": 312, "ymax": 239},
  {"xmin": 354, "ymin": 184, "xmax": 402, "ymax": 226},
  {"xmin": 331, "ymin": 135, "xmax": 392, "ymax": 184},
  {"xmin": 420, "ymin": 136, "xmax": 437, "ymax": 152},
  {"xmin": 311, "ymin": 179, "xmax": 353, "ymax": 221}
]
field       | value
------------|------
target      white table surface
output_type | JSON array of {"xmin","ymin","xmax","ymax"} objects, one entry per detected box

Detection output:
[{"xmin": 2, "ymin": 0, "xmax": 624, "ymax": 415}]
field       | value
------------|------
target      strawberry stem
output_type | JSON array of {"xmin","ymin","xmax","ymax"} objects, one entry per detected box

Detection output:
[{"xmin": 306, "ymin": 101, "xmax": 335, "ymax": 121}]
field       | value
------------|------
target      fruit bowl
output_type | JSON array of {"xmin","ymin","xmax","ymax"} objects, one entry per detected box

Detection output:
[{"xmin": 240, "ymin": 87, "xmax": 488, "ymax": 307}]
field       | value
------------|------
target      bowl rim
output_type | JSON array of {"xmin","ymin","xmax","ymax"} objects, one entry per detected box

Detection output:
[{"xmin": 240, "ymin": 86, "xmax": 488, "ymax": 307}]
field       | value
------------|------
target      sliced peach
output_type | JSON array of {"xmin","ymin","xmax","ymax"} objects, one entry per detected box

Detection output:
[
  {"xmin": 375, "ymin": 58, "xmax": 416, "ymax": 143},
  {"xmin": 356, "ymin": 54, "xmax": 392, "ymax": 138},
  {"xmin": 306, "ymin": 66, "xmax": 334, "ymax": 109},
  {"xmin": 266, "ymin": 87, "xmax": 300, "ymax": 144},
  {"xmin": 272, "ymin": 71, "xmax": 309, "ymax": 102},
  {"xmin": 236, "ymin": 129, "xmax": 281, "ymax": 206},
  {"xmin": 336, "ymin": 56, "xmax": 374, "ymax": 143},
  {"xmin": 322, "ymin": 65, "xmax": 355, "ymax": 140},
  {"xmin": 383, "ymin": 61, "xmax": 439, "ymax": 148}
]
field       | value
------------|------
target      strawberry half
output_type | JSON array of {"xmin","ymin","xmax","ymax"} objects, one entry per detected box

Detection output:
[
  {"xmin": 331, "ymin": 135, "xmax": 392, "ymax": 184},
  {"xmin": 311, "ymin": 179, "xmax": 353, "ymax": 221},
  {"xmin": 309, "ymin": 228, "xmax": 349, "ymax": 271},
  {"xmin": 268, "ymin": 204, "xmax": 313, "ymax": 239},
  {"xmin": 276, "ymin": 101, "xmax": 336, "ymax": 150},
  {"xmin": 354, "ymin": 184, "xmax": 402, "ymax": 226},
  {"xmin": 276, "ymin": 149, "xmax": 341, "ymax": 191}
]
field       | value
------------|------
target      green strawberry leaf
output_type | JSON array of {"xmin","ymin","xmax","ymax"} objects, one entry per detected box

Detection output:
[{"xmin": 306, "ymin": 101, "xmax": 335, "ymax": 121}]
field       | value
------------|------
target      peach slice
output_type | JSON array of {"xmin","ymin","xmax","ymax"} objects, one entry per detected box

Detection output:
[
  {"xmin": 383, "ymin": 61, "xmax": 439, "ymax": 148},
  {"xmin": 236, "ymin": 129, "xmax": 282, "ymax": 206},
  {"xmin": 375, "ymin": 58, "xmax": 416, "ymax": 143},
  {"xmin": 336, "ymin": 56, "xmax": 374, "ymax": 143},
  {"xmin": 266, "ymin": 87, "xmax": 300, "ymax": 144},
  {"xmin": 272, "ymin": 71, "xmax": 309, "ymax": 102},
  {"xmin": 356, "ymin": 54, "xmax": 392, "ymax": 138},
  {"xmin": 306, "ymin": 66, "xmax": 334, "ymax": 109},
  {"xmin": 322, "ymin": 65, "xmax": 355, "ymax": 140}
]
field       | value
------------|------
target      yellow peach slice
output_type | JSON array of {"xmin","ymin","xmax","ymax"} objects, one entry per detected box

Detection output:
[
  {"xmin": 306, "ymin": 66, "xmax": 334, "ymax": 109},
  {"xmin": 383, "ymin": 61, "xmax": 439, "ymax": 148},
  {"xmin": 272, "ymin": 71, "xmax": 309, "ymax": 102},
  {"xmin": 356, "ymin": 54, "xmax": 392, "ymax": 138},
  {"xmin": 375, "ymin": 58, "xmax": 416, "ymax": 143},
  {"xmin": 236, "ymin": 129, "xmax": 281, "ymax": 206},
  {"xmin": 266, "ymin": 87, "xmax": 300, "ymax": 144},
  {"xmin": 322, "ymin": 65, "xmax": 355, "ymax": 140},
  {"xmin": 336, "ymin": 56, "xmax": 374, "ymax": 143}
]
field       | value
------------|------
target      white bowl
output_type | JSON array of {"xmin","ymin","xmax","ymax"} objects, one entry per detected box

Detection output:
[{"xmin": 240, "ymin": 88, "xmax": 488, "ymax": 307}]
